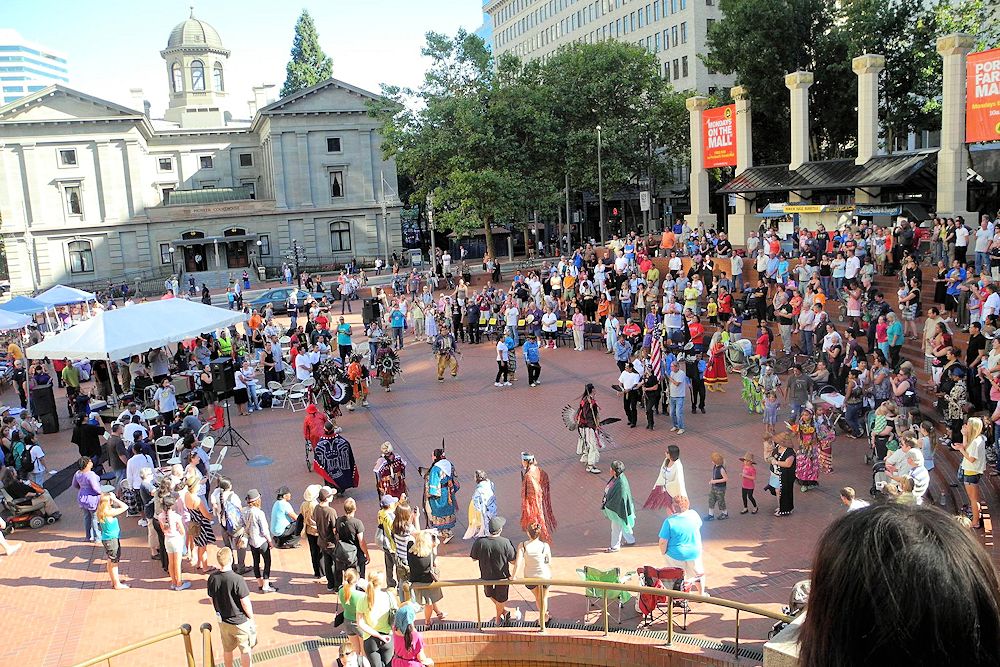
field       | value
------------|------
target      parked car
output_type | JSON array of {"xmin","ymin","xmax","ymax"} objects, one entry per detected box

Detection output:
[{"xmin": 248, "ymin": 288, "xmax": 325, "ymax": 314}]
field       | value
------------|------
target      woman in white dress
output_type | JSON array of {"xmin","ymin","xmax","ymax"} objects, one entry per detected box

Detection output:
[
  {"xmin": 642, "ymin": 444, "xmax": 686, "ymax": 514},
  {"xmin": 463, "ymin": 470, "xmax": 497, "ymax": 539}
]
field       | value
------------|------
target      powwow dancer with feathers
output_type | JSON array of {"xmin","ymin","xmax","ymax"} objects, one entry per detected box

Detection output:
[
  {"xmin": 562, "ymin": 383, "xmax": 619, "ymax": 474},
  {"xmin": 374, "ymin": 337, "xmax": 401, "ymax": 392}
]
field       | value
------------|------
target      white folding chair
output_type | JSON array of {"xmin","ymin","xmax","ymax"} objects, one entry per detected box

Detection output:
[
  {"xmin": 208, "ymin": 445, "xmax": 228, "ymax": 482},
  {"xmin": 195, "ymin": 422, "xmax": 211, "ymax": 440},
  {"xmin": 154, "ymin": 436, "xmax": 177, "ymax": 468},
  {"xmin": 200, "ymin": 436, "xmax": 216, "ymax": 457},
  {"xmin": 278, "ymin": 335, "xmax": 292, "ymax": 360},
  {"xmin": 142, "ymin": 408, "xmax": 160, "ymax": 422},
  {"xmin": 268, "ymin": 381, "xmax": 289, "ymax": 409},
  {"xmin": 287, "ymin": 383, "xmax": 308, "ymax": 412}
]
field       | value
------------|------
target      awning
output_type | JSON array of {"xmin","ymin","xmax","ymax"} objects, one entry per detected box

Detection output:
[
  {"xmin": 167, "ymin": 186, "xmax": 254, "ymax": 205},
  {"xmin": 173, "ymin": 234, "xmax": 258, "ymax": 247},
  {"xmin": 0, "ymin": 310, "xmax": 31, "ymax": 331},
  {"xmin": 855, "ymin": 204, "xmax": 903, "ymax": 216},
  {"xmin": 25, "ymin": 298, "xmax": 248, "ymax": 361},
  {"xmin": 755, "ymin": 203, "xmax": 787, "ymax": 218},
  {"xmin": 719, "ymin": 151, "xmax": 937, "ymax": 195},
  {"xmin": 0, "ymin": 295, "xmax": 50, "ymax": 315},
  {"xmin": 35, "ymin": 284, "xmax": 96, "ymax": 306}
]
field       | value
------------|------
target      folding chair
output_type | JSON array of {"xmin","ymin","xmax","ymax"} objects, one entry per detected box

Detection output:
[
  {"xmin": 200, "ymin": 436, "xmax": 216, "ymax": 458},
  {"xmin": 268, "ymin": 381, "xmax": 289, "ymax": 409},
  {"xmin": 287, "ymin": 383, "xmax": 308, "ymax": 412},
  {"xmin": 636, "ymin": 565, "xmax": 692, "ymax": 630},
  {"xmin": 154, "ymin": 436, "xmax": 177, "ymax": 468},
  {"xmin": 278, "ymin": 335, "xmax": 292, "ymax": 359},
  {"xmin": 576, "ymin": 566, "xmax": 633, "ymax": 625},
  {"xmin": 195, "ymin": 422, "xmax": 211, "ymax": 441},
  {"xmin": 142, "ymin": 408, "xmax": 160, "ymax": 422},
  {"xmin": 208, "ymin": 446, "xmax": 228, "ymax": 483}
]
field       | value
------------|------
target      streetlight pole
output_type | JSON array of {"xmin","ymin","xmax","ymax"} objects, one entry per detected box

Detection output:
[
  {"xmin": 292, "ymin": 239, "xmax": 302, "ymax": 288},
  {"xmin": 427, "ymin": 195, "xmax": 437, "ymax": 275},
  {"xmin": 597, "ymin": 124, "xmax": 605, "ymax": 245}
]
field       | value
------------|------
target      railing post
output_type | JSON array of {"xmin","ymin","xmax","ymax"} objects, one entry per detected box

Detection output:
[
  {"xmin": 539, "ymin": 585, "xmax": 547, "ymax": 634},
  {"xmin": 200, "ymin": 623, "xmax": 214, "ymax": 667},
  {"xmin": 475, "ymin": 584, "xmax": 482, "ymax": 631},
  {"xmin": 734, "ymin": 609, "xmax": 741, "ymax": 658},
  {"xmin": 180, "ymin": 624, "xmax": 195, "ymax": 667},
  {"xmin": 666, "ymin": 599, "xmax": 674, "ymax": 646},
  {"xmin": 602, "ymin": 589, "xmax": 609, "ymax": 636}
]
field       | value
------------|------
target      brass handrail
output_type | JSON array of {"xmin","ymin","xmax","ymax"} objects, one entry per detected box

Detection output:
[
  {"xmin": 200, "ymin": 623, "xmax": 215, "ymax": 667},
  {"xmin": 410, "ymin": 578, "xmax": 791, "ymax": 652},
  {"xmin": 72, "ymin": 624, "xmax": 195, "ymax": 667}
]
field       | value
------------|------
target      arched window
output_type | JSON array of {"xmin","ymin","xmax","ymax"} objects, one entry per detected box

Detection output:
[
  {"xmin": 171, "ymin": 63, "xmax": 183, "ymax": 92},
  {"xmin": 330, "ymin": 221, "xmax": 352, "ymax": 252},
  {"xmin": 213, "ymin": 63, "xmax": 224, "ymax": 91},
  {"xmin": 68, "ymin": 240, "xmax": 94, "ymax": 274},
  {"xmin": 190, "ymin": 59, "xmax": 205, "ymax": 91}
]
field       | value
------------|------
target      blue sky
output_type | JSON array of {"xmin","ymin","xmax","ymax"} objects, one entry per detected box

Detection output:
[{"xmin": 3, "ymin": 0, "xmax": 486, "ymax": 117}]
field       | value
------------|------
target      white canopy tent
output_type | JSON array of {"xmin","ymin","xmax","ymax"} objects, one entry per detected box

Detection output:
[
  {"xmin": 25, "ymin": 298, "xmax": 247, "ymax": 361},
  {"xmin": 0, "ymin": 310, "xmax": 31, "ymax": 332},
  {"xmin": 34, "ymin": 284, "xmax": 96, "ymax": 306}
]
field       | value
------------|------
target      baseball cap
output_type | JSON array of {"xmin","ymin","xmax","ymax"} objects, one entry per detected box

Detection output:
[
  {"xmin": 488, "ymin": 516, "xmax": 506, "ymax": 534},
  {"xmin": 380, "ymin": 494, "xmax": 398, "ymax": 507}
]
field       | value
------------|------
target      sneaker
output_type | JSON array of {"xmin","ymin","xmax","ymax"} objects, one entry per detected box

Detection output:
[
  {"xmin": 703, "ymin": 514, "xmax": 715, "ymax": 521},
  {"xmin": 503, "ymin": 382, "xmax": 512, "ymax": 386},
  {"xmin": 494, "ymin": 382, "xmax": 502, "ymax": 387},
  {"xmin": 718, "ymin": 513, "xmax": 728, "ymax": 520},
  {"xmin": 669, "ymin": 426, "xmax": 678, "ymax": 432},
  {"xmin": 137, "ymin": 519, "xmax": 148, "ymax": 527},
  {"xmin": 587, "ymin": 466, "xmax": 602, "ymax": 474},
  {"xmin": 676, "ymin": 429, "xmax": 685, "ymax": 434},
  {"xmin": 176, "ymin": 581, "xmax": 191, "ymax": 591}
]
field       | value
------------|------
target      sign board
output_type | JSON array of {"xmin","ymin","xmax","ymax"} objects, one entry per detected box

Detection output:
[
  {"xmin": 639, "ymin": 191, "xmax": 651, "ymax": 211},
  {"xmin": 702, "ymin": 104, "xmax": 737, "ymax": 168},
  {"xmin": 855, "ymin": 205, "xmax": 902, "ymax": 217},
  {"xmin": 967, "ymin": 47, "xmax": 1000, "ymax": 144}
]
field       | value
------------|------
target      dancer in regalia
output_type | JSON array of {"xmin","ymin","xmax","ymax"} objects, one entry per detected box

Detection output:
[
  {"xmin": 463, "ymin": 470, "xmax": 497, "ymax": 539},
  {"xmin": 426, "ymin": 448, "xmax": 460, "ymax": 543},
  {"xmin": 520, "ymin": 452, "xmax": 557, "ymax": 543}
]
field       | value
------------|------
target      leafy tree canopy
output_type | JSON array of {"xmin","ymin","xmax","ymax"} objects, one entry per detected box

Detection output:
[{"xmin": 281, "ymin": 10, "xmax": 333, "ymax": 98}]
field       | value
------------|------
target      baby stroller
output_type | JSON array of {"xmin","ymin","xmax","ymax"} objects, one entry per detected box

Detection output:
[
  {"xmin": 0, "ymin": 488, "xmax": 58, "ymax": 531},
  {"xmin": 870, "ymin": 461, "xmax": 890, "ymax": 498},
  {"xmin": 769, "ymin": 580, "xmax": 810, "ymax": 638}
]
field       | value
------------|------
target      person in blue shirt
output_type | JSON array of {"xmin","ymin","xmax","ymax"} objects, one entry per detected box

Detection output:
[
  {"xmin": 523, "ymin": 334, "xmax": 541, "ymax": 387},
  {"xmin": 776, "ymin": 255, "xmax": 790, "ymax": 286},
  {"xmin": 389, "ymin": 305, "xmax": 406, "ymax": 350},
  {"xmin": 945, "ymin": 261, "xmax": 966, "ymax": 318},
  {"xmin": 657, "ymin": 495, "xmax": 705, "ymax": 594},
  {"xmin": 270, "ymin": 486, "xmax": 302, "ymax": 548},
  {"xmin": 615, "ymin": 338, "xmax": 633, "ymax": 372}
]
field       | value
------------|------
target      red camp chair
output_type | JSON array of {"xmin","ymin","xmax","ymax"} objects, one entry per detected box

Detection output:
[{"xmin": 636, "ymin": 565, "xmax": 691, "ymax": 630}]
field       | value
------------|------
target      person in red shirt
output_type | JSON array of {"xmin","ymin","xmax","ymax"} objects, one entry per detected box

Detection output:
[
  {"xmin": 768, "ymin": 237, "xmax": 780, "ymax": 256},
  {"xmin": 314, "ymin": 311, "xmax": 329, "ymax": 331},
  {"xmin": 717, "ymin": 289, "xmax": 734, "ymax": 325},
  {"xmin": 687, "ymin": 314, "xmax": 705, "ymax": 350},
  {"xmin": 755, "ymin": 326, "xmax": 771, "ymax": 359}
]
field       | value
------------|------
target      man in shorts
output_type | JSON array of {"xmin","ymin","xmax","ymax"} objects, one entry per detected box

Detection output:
[
  {"xmin": 657, "ymin": 496, "xmax": 706, "ymax": 595},
  {"xmin": 207, "ymin": 547, "xmax": 257, "ymax": 667},
  {"xmin": 470, "ymin": 516, "xmax": 521, "ymax": 626}
]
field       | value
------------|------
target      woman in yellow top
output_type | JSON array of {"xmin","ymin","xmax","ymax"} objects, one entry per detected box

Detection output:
[
  {"xmin": 357, "ymin": 571, "xmax": 398, "ymax": 667},
  {"xmin": 339, "ymin": 568, "xmax": 366, "ymax": 658}
]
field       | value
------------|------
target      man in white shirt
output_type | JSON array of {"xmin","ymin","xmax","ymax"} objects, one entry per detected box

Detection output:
[
  {"xmin": 618, "ymin": 366, "xmax": 642, "ymax": 428},
  {"xmin": 668, "ymin": 253, "xmax": 683, "ymax": 278},
  {"xmin": 955, "ymin": 220, "xmax": 970, "ymax": 264},
  {"xmin": 746, "ymin": 231, "xmax": 760, "ymax": 257},
  {"xmin": 613, "ymin": 252, "xmax": 628, "ymax": 274},
  {"xmin": 294, "ymin": 346, "xmax": 315, "ymax": 382},
  {"xmin": 905, "ymin": 450, "xmax": 930, "ymax": 504},
  {"xmin": 982, "ymin": 284, "xmax": 1000, "ymax": 321},
  {"xmin": 839, "ymin": 487, "xmax": 869, "ymax": 511},
  {"xmin": 495, "ymin": 338, "xmax": 511, "ymax": 387},
  {"xmin": 730, "ymin": 253, "xmax": 745, "ymax": 293},
  {"xmin": 974, "ymin": 219, "xmax": 992, "ymax": 275},
  {"xmin": 117, "ymin": 403, "xmax": 144, "ymax": 426},
  {"xmin": 844, "ymin": 251, "xmax": 861, "ymax": 284},
  {"xmin": 504, "ymin": 303, "xmax": 521, "ymax": 347},
  {"xmin": 122, "ymin": 417, "xmax": 147, "ymax": 445}
]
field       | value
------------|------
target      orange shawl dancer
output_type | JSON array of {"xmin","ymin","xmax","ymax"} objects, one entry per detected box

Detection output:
[{"xmin": 521, "ymin": 460, "xmax": 557, "ymax": 543}]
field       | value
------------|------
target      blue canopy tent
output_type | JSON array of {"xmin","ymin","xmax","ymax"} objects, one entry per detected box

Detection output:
[{"xmin": 0, "ymin": 295, "xmax": 49, "ymax": 315}]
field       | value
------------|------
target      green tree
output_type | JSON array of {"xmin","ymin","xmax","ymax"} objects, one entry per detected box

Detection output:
[
  {"xmin": 281, "ymin": 10, "xmax": 333, "ymax": 98},
  {"xmin": 704, "ymin": 0, "xmax": 855, "ymax": 164},
  {"xmin": 933, "ymin": 0, "xmax": 1000, "ymax": 51}
]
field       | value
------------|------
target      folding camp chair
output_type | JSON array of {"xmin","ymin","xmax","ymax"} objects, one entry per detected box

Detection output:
[
  {"xmin": 576, "ymin": 566, "xmax": 633, "ymax": 625},
  {"xmin": 636, "ymin": 565, "xmax": 692, "ymax": 630},
  {"xmin": 154, "ymin": 436, "xmax": 177, "ymax": 468}
]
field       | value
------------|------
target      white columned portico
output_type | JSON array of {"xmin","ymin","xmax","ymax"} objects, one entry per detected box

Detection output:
[
  {"xmin": 686, "ymin": 95, "xmax": 716, "ymax": 231},
  {"xmin": 935, "ymin": 33, "xmax": 976, "ymax": 221},
  {"xmin": 853, "ymin": 54, "xmax": 885, "ymax": 204}
]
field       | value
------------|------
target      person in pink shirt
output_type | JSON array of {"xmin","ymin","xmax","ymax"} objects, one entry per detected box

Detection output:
[
  {"xmin": 392, "ymin": 603, "xmax": 434, "ymax": 666},
  {"xmin": 740, "ymin": 452, "xmax": 758, "ymax": 514},
  {"xmin": 572, "ymin": 308, "xmax": 586, "ymax": 351}
]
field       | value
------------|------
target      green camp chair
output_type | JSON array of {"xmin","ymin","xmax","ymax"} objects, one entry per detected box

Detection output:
[{"xmin": 576, "ymin": 566, "xmax": 634, "ymax": 625}]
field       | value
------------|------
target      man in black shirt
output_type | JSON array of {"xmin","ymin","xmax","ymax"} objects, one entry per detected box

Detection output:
[
  {"xmin": 336, "ymin": 497, "xmax": 369, "ymax": 578},
  {"xmin": 966, "ymin": 321, "xmax": 987, "ymax": 409},
  {"xmin": 207, "ymin": 547, "xmax": 256, "ymax": 667},
  {"xmin": 314, "ymin": 487, "xmax": 339, "ymax": 591},
  {"xmin": 12, "ymin": 359, "xmax": 27, "ymax": 409},
  {"xmin": 470, "ymin": 516, "xmax": 520, "ymax": 627}
]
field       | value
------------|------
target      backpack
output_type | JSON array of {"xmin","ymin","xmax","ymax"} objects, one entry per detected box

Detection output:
[
  {"xmin": 333, "ymin": 516, "xmax": 359, "ymax": 568},
  {"xmin": 11, "ymin": 441, "xmax": 30, "ymax": 477},
  {"xmin": 221, "ymin": 493, "xmax": 245, "ymax": 538}
]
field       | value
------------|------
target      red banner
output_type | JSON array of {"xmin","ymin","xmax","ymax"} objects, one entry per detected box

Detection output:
[
  {"xmin": 703, "ymin": 104, "xmax": 737, "ymax": 168},
  {"xmin": 967, "ymin": 48, "xmax": 1000, "ymax": 144}
]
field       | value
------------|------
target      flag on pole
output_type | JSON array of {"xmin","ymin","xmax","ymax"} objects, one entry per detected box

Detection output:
[{"xmin": 650, "ymin": 334, "xmax": 663, "ymax": 379}]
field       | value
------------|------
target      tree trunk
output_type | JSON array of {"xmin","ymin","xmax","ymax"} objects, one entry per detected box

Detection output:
[{"xmin": 483, "ymin": 213, "xmax": 497, "ymax": 263}]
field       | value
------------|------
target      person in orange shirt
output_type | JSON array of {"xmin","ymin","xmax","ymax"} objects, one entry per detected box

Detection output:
[
  {"xmin": 660, "ymin": 230, "xmax": 676, "ymax": 257},
  {"xmin": 248, "ymin": 310, "xmax": 263, "ymax": 331}
]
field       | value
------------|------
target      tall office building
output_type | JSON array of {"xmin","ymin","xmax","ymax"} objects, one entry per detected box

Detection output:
[
  {"xmin": 0, "ymin": 29, "xmax": 69, "ymax": 104},
  {"xmin": 476, "ymin": 5, "xmax": 494, "ymax": 49},
  {"xmin": 485, "ymin": 0, "xmax": 733, "ymax": 94}
]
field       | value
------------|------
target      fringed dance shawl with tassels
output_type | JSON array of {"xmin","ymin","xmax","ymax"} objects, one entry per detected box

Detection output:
[{"xmin": 521, "ymin": 465, "xmax": 557, "ymax": 543}]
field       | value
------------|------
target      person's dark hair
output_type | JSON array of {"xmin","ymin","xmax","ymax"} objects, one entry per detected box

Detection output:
[
  {"xmin": 667, "ymin": 445, "xmax": 681, "ymax": 461},
  {"xmin": 77, "ymin": 456, "xmax": 91, "ymax": 470},
  {"xmin": 131, "ymin": 415, "xmax": 141, "ymax": 424},
  {"xmin": 799, "ymin": 504, "xmax": 1000, "ymax": 667}
]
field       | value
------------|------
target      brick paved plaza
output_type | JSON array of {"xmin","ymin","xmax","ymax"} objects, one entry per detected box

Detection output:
[{"xmin": 2, "ymin": 311, "xmax": 899, "ymax": 666}]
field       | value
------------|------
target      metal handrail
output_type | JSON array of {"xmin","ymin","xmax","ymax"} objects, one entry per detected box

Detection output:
[
  {"xmin": 410, "ymin": 578, "xmax": 791, "ymax": 652},
  {"xmin": 200, "ymin": 623, "xmax": 215, "ymax": 667},
  {"xmin": 71, "ymin": 624, "xmax": 196, "ymax": 667}
]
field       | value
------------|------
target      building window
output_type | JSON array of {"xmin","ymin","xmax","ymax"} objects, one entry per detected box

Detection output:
[
  {"xmin": 326, "ymin": 137, "xmax": 342, "ymax": 153},
  {"xmin": 707, "ymin": 18, "xmax": 715, "ymax": 33},
  {"xmin": 241, "ymin": 181, "xmax": 256, "ymax": 199},
  {"xmin": 58, "ymin": 148, "xmax": 77, "ymax": 167},
  {"xmin": 655, "ymin": 32, "xmax": 661, "ymax": 51},
  {"xmin": 663, "ymin": 29, "xmax": 669, "ymax": 49},
  {"xmin": 201, "ymin": 184, "xmax": 216, "ymax": 189},
  {"xmin": 682, "ymin": 55, "xmax": 689, "ymax": 78},
  {"xmin": 159, "ymin": 243, "xmax": 172, "ymax": 265},
  {"xmin": 213, "ymin": 63, "xmax": 224, "ymax": 91},
  {"xmin": 161, "ymin": 187, "xmax": 174, "ymax": 204},
  {"xmin": 158, "ymin": 157, "xmax": 173, "ymax": 172},
  {"xmin": 670, "ymin": 0, "xmax": 677, "ymax": 12},
  {"xmin": 171, "ymin": 63, "xmax": 183, "ymax": 92},
  {"xmin": 673, "ymin": 59, "xmax": 680, "ymax": 80},
  {"xmin": 329, "ymin": 171, "xmax": 344, "ymax": 199},
  {"xmin": 239, "ymin": 153, "xmax": 253, "ymax": 167},
  {"xmin": 707, "ymin": 0, "xmax": 713, "ymax": 4},
  {"xmin": 68, "ymin": 240, "xmax": 94, "ymax": 273},
  {"xmin": 199, "ymin": 155, "xmax": 214, "ymax": 169},
  {"xmin": 681, "ymin": 22, "xmax": 687, "ymax": 43},
  {"xmin": 62, "ymin": 184, "xmax": 83, "ymax": 216},
  {"xmin": 680, "ymin": 0, "xmax": 686, "ymax": 8},
  {"xmin": 664, "ymin": 61, "xmax": 671, "ymax": 80},
  {"xmin": 258, "ymin": 234, "xmax": 270, "ymax": 255},
  {"xmin": 330, "ymin": 221, "xmax": 351, "ymax": 252},
  {"xmin": 190, "ymin": 60, "xmax": 205, "ymax": 91},
  {"xmin": 654, "ymin": 1, "xmax": 660, "ymax": 19}
]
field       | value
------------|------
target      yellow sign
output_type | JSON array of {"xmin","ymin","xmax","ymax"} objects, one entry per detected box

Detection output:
[{"xmin": 783, "ymin": 204, "xmax": 854, "ymax": 214}]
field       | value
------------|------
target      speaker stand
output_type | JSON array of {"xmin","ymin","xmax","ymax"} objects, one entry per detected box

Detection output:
[{"xmin": 215, "ymin": 401, "xmax": 252, "ymax": 461}]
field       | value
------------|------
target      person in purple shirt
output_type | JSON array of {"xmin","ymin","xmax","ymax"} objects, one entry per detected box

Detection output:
[{"xmin": 71, "ymin": 457, "xmax": 102, "ymax": 542}]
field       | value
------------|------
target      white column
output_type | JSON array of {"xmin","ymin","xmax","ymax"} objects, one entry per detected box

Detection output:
[
  {"xmin": 936, "ymin": 33, "xmax": 976, "ymax": 220},
  {"xmin": 686, "ymin": 95, "xmax": 716, "ymax": 230},
  {"xmin": 728, "ymin": 85, "xmax": 754, "ymax": 247},
  {"xmin": 853, "ymin": 54, "xmax": 885, "ymax": 166},
  {"xmin": 295, "ymin": 131, "xmax": 314, "ymax": 207},
  {"xmin": 271, "ymin": 133, "xmax": 287, "ymax": 209},
  {"xmin": 785, "ymin": 71, "xmax": 813, "ymax": 171}
]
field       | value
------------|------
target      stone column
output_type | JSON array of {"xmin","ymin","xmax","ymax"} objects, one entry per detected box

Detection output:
[
  {"xmin": 936, "ymin": 33, "xmax": 976, "ymax": 220},
  {"xmin": 295, "ymin": 132, "xmax": 313, "ymax": 207},
  {"xmin": 271, "ymin": 133, "xmax": 287, "ymax": 209},
  {"xmin": 853, "ymin": 54, "xmax": 885, "ymax": 204},
  {"xmin": 727, "ymin": 85, "xmax": 754, "ymax": 247},
  {"xmin": 686, "ymin": 95, "xmax": 716, "ymax": 230},
  {"xmin": 785, "ymin": 71, "xmax": 813, "ymax": 172}
]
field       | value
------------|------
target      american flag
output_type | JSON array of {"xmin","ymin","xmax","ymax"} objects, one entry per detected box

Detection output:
[{"xmin": 650, "ymin": 331, "xmax": 663, "ymax": 379}]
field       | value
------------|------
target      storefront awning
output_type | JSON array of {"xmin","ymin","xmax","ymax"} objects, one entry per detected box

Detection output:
[
  {"xmin": 173, "ymin": 233, "xmax": 258, "ymax": 247},
  {"xmin": 719, "ymin": 151, "xmax": 937, "ymax": 195}
]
